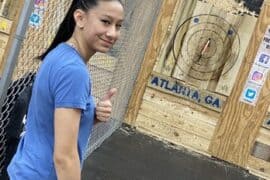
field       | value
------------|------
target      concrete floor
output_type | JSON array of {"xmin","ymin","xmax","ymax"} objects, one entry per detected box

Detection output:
[{"xmin": 82, "ymin": 126, "xmax": 260, "ymax": 180}]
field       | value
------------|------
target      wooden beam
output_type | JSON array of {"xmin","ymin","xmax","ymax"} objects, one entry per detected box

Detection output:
[
  {"xmin": 209, "ymin": 2, "xmax": 270, "ymax": 167},
  {"xmin": 154, "ymin": 0, "xmax": 196, "ymax": 74},
  {"xmin": 124, "ymin": 0, "xmax": 179, "ymax": 125}
]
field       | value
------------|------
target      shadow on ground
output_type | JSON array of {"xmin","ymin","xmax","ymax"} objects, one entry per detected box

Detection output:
[{"xmin": 82, "ymin": 125, "xmax": 260, "ymax": 180}]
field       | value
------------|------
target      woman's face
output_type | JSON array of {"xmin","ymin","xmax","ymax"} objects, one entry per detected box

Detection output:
[{"xmin": 80, "ymin": 1, "xmax": 124, "ymax": 54}]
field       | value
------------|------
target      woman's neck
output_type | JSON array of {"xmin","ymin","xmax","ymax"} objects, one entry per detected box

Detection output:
[{"xmin": 66, "ymin": 36, "xmax": 95, "ymax": 63}]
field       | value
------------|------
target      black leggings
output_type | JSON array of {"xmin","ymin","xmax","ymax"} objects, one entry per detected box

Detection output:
[{"xmin": 1, "ymin": 85, "xmax": 32, "ymax": 180}]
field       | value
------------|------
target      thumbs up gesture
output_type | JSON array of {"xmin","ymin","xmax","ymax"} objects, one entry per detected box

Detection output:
[{"xmin": 95, "ymin": 88, "xmax": 117, "ymax": 123}]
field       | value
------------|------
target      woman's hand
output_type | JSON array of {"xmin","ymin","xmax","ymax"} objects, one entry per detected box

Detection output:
[{"xmin": 95, "ymin": 88, "xmax": 117, "ymax": 123}]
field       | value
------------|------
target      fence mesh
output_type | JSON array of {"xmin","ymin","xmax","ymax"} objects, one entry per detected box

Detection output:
[{"xmin": 0, "ymin": 0, "xmax": 162, "ymax": 174}]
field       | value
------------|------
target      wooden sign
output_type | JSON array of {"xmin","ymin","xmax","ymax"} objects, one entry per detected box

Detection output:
[
  {"xmin": 148, "ymin": 72, "xmax": 226, "ymax": 112},
  {"xmin": 0, "ymin": 17, "xmax": 13, "ymax": 34},
  {"xmin": 0, "ymin": 32, "xmax": 9, "ymax": 49}
]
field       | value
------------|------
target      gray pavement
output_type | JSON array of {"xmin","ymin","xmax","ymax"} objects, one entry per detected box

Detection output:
[{"xmin": 82, "ymin": 125, "xmax": 260, "ymax": 180}]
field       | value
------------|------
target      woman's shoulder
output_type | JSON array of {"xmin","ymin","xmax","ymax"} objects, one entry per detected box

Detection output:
[
  {"xmin": 45, "ymin": 43, "xmax": 81, "ymax": 61},
  {"xmin": 44, "ymin": 43, "xmax": 86, "ymax": 69},
  {"xmin": 39, "ymin": 43, "xmax": 89, "ymax": 83}
]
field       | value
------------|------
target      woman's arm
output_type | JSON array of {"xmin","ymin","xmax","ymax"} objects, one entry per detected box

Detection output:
[{"xmin": 54, "ymin": 108, "xmax": 81, "ymax": 180}]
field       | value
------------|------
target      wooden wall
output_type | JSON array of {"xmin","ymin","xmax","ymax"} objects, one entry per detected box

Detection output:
[
  {"xmin": 125, "ymin": 0, "xmax": 270, "ymax": 179},
  {"xmin": 136, "ymin": 87, "xmax": 219, "ymax": 156},
  {"xmin": 209, "ymin": 1, "xmax": 270, "ymax": 168}
]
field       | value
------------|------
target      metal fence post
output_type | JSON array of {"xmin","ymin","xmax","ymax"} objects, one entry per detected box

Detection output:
[{"xmin": 0, "ymin": 0, "xmax": 35, "ymax": 107}]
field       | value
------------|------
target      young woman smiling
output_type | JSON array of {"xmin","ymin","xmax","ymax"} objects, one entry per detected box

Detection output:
[{"xmin": 7, "ymin": 0, "xmax": 124, "ymax": 179}]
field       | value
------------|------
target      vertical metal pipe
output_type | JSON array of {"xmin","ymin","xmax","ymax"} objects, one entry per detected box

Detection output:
[{"xmin": 0, "ymin": 0, "xmax": 35, "ymax": 107}]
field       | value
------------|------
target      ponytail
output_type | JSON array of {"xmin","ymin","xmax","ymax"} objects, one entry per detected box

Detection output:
[{"xmin": 39, "ymin": 1, "xmax": 78, "ymax": 60}]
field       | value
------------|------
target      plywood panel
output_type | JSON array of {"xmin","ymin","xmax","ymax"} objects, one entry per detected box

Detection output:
[
  {"xmin": 157, "ymin": 1, "xmax": 249, "ymax": 94},
  {"xmin": 209, "ymin": 3, "xmax": 270, "ymax": 167},
  {"xmin": 0, "ymin": 32, "xmax": 9, "ymax": 49},
  {"xmin": 140, "ymin": 98, "xmax": 216, "ymax": 140},
  {"xmin": 136, "ymin": 113, "xmax": 211, "ymax": 155},
  {"xmin": 247, "ymin": 156, "xmax": 270, "ymax": 180},
  {"xmin": 134, "ymin": 87, "xmax": 220, "ymax": 155},
  {"xmin": 172, "ymin": 1, "xmax": 236, "ymax": 89},
  {"xmin": 155, "ymin": 0, "xmax": 197, "ymax": 75},
  {"xmin": 143, "ymin": 87, "xmax": 219, "ymax": 126},
  {"xmin": 215, "ymin": 15, "xmax": 257, "ymax": 95},
  {"xmin": 256, "ymin": 128, "xmax": 270, "ymax": 146},
  {"xmin": 154, "ymin": 0, "xmax": 257, "ymax": 97},
  {"xmin": 125, "ymin": 0, "xmax": 179, "ymax": 125}
]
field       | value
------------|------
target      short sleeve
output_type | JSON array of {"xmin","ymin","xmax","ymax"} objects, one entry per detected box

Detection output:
[{"xmin": 51, "ymin": 64, "xmax": 89, "ymax": 110}]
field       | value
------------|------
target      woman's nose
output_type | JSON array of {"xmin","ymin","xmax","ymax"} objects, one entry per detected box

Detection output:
[{"xmin": 106, "ymin": 26, "xmax": 119, "ymax": 39}]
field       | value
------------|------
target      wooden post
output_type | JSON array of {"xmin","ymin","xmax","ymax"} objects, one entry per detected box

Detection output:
[
  {"xmin": 124, "ymin": 0, "xmax": 179, "ymax": 125},
  {"xmin": 209, "ymin": 1, "xmax": 270, "ymax": 167}
]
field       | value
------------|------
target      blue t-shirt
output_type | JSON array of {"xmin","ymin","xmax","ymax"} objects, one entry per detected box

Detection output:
[{"xmin": 7, "ymin": 43, "xmax": 95, "ymax": 179}]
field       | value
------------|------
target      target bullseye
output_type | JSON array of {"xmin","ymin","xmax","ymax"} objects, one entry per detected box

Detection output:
[{"xmin": 172, "ymin": 14, "xmax": 240, "ymax": 81}]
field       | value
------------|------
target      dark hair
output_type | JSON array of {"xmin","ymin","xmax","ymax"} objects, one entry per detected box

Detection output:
[{"xmin": 39, "ymin": 0, "xmax": 122, "ymax": 60}]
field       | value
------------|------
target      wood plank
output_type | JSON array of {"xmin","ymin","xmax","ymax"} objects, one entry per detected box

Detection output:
[
  {"xmin": 0, "ymin": 48, "xmax": 4, "ymax": 64},
  {"xmin": 155, "ymin": 0, "xmax": 197, "ymax": 75},
  {"xmin": 0, "ymin": 32, "xmax": 9, "ymax": 49},
  {"xmin": 156, "ymin": 0, "xmax": 256, "ymax": 96},
  {"xmin": 125, "ymin": 0, "xmax": 179, "ymax": 125},
  {"xmin": 216, "ymin": 15, "xmax": 257, "ymax": 96},
  {"xmin": 0, "ymin": 0, "xmax": 20, "ymax": 19},
  {"xmin": 209, "ymin": 3, "xmax": 270, "ymax": 167},
  {"xmin": 206, "ymin": 11, "xmax": 242, "ymax": 92},
  {"xmin": 139, "ymin": 99, "xmax": 216, "ymax": 140},
  {"xmin": 7, "ymin": 0, "xmax": 21, "ymax": 20},
  {"xmin": 136, "ymin": 113, "xmax": 211, "ymax": 155},
  {"xmin": 143, "ymin": 87, "xmax": 219, "ymax": 126},
  {"xmin": 166, "ymin": 1, "xmax": 243, "ymax": 92},
  {"xmin": 247, "ymin": 156, "xmax": 270, "ymax": 179},
  {"xmin": 172, "ymin": 1, "xmax": 224, "ymax": 89},
  {"xmin": 256, "ymin": 128, "xmax": 270, "ymax": 146}
]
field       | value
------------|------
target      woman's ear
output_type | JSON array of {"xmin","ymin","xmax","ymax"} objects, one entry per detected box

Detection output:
[{"xmin": 73, "ymin": 9, "xmax": 86, "ymax": 29}]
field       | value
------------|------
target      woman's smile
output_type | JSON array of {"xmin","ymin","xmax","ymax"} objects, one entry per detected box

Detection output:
[{"xmin": 99, "ymin": 36, "xmax": 114, "ymax": 47}]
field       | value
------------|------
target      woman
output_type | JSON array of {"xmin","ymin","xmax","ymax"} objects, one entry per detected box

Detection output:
[{"xmin": 7, "ymin": 0, "xmax": 124, "ymax": 179}]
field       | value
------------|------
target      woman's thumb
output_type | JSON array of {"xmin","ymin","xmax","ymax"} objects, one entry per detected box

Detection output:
[{"xmin": 101, "ymin": 88, "xmax": 117, "ymax": 101}]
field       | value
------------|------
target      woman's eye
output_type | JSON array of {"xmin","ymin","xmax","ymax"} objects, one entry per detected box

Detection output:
[
  {"xmin": 101, "ymin": 20, "xmax": 111, "ymax": 25},
  {"xmin": 116, "ymin": 24, "xmax": 122, "ymax": 30}
]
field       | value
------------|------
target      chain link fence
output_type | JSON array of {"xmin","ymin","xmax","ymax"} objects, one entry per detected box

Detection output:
[{"xmin": 0, "ymin": 0, "xmax": 162, "ymax": 174}]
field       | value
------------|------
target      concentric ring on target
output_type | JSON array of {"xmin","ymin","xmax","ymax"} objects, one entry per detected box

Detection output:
[{"xmin": 172, "ymin": 14, "xmax": 240, "ymax": 81}]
